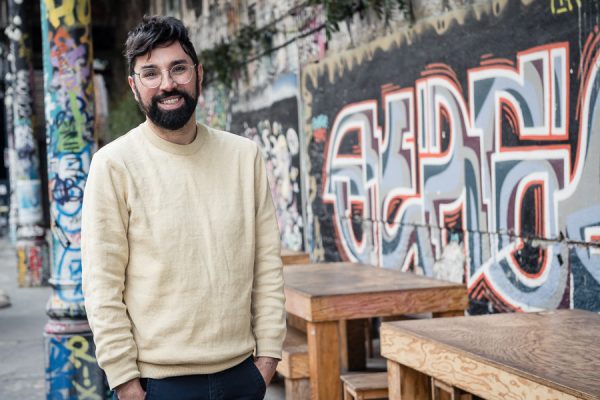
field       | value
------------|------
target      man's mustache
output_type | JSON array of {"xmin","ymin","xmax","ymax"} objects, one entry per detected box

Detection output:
[{"xmin": 152, "ymin": 90, "xmax": 190, "ymax": 102}]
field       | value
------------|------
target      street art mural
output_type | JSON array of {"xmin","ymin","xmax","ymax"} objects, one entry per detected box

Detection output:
[
  {"xmin": 6, "ymin": 4, "xmax": 42, "ymax": 226},
  {"xmin": 41, "ymin": 0, "xmax": 95, "ymax": 318},
  {"xmin": 230, "ymin": 73, "xmax": 305, "ymax": 250},
  {"xmin": 6, "ymin": 0, "xmax": 50, "ymax": 286},
  {"xmin": 17, "ymin": 238, "xmax": 49, "ymax": 287},
  {"xmin": 45, "ymin": 328, "xmax": 110, "ymax": 400},
  {"xmin": 303, "ymin": 0, "xmax": 600, "ymax": 313},
  {"xmin": 41, "ymin": 1, "xmax": 108, "ymax": 398},
  {"xmin": 4, "ymin": 49, "xmax": 19, "ymax": 244},
  {"xmin": 294, "ymin": 4, "xmax": 327, "ymax": 65},
  {"xmin": 196, "ymin": 82, "xmax": 231, "ymax": 131}
]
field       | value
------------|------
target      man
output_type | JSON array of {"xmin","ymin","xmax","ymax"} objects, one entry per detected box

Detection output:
[{"xmin": 81, "ymin": 16, "xmax": 286, "ymax": 400}]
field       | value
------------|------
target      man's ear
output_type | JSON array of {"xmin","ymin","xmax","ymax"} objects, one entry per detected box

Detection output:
[
  {"xmin": 197, "ymin": 64, "xmax": 204, "ymax": 92},
  {"xmin": 128, "ymin": 75, "xmax": 139, "ymax": 101}
]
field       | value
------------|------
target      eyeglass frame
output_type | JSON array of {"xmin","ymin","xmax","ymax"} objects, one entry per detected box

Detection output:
[{"xmin": 131, "ymin": 63, "xmax": 198, "ymax": 89}]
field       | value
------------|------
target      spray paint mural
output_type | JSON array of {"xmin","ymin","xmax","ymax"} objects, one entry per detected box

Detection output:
[
  {"xmin": 196, "ymin": 82, "xmax": 231, "ymax": 131},
  {"xmin": 230, "ymin": 73, "xmax": 305, "ymax": 250},
  {"xmin": 41, "ymin": 0, "xmax": 95, "ymax": 318},
  {"xmin": 6, "ymin": 0, "xmax": 50, "ymax": 286},
  {"xmin": 45, "ymin": 322, "xmax": 110, "ymax": 400},
  {"xmin": 41, "ymin": 1, "xmax": 108, "ymax": 398},
  {"xmin": 303, "ymin": 0, "xmax": 600, "ymax": 312},
  {"xmin": 4, "ymin": 45, "xmax": 19, "ymax": 244},
  {"xmin": 5, "ymin": 15, "xmax": 40, "ymax": 225}
]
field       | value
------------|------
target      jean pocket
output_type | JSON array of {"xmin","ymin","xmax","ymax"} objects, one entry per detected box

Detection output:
[
  {"xmin": 144, "ymin": 378, "xmax": 154, "ymax": 400},
  {"xmin": 248, "ymin": 358, "xmax": 267, "ymax": 396}
]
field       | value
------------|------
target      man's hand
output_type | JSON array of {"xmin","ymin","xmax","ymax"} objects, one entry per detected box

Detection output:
[
  {"xmin": 254, "ymin": 356, "xmax": 279, "ymax": 386},
  {"xmin": 115, "ymin": 378, "xmax": 145, "ymax": 400}
]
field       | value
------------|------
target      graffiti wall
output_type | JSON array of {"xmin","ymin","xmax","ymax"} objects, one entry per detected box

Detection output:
[
  {"xmin": 303, "ymin": 0, "xmax": 600, "ymax": 312},
  {"xmin": 45, "ymin": 330, "xmax": 110, "ymax": 400},
  {"xmin": 229, "ymin": 73, "xmax": 305, "ymax": 250},
  {"xmin": 41, "ymin": 0, "xmax": 95, "ymax": 318},
  {"xmin": 196, "ymin": 82, "xmax": 232, "ymax": 131}
]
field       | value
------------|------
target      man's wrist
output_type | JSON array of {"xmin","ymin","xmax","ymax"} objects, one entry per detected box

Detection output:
[
  {"xmin": 115, "ymin": 378, "xmax": 140, "ymax": 393},
  {"xmin": 254, "ymin": 356, "xmax": 279, "ymax": 385}
]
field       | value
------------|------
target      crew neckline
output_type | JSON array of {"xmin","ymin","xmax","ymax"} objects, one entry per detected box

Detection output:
[{"xmin": 141, "ymin": 121, "xmax": 208, "ymax": 156}]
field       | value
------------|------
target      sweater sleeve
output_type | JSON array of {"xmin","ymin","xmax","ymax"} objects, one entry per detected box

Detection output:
[
  {"xmin": 251, "ymin": 146, "xmax": 286, "ymax": 359},
  {"xmin": 81, "ymin": 152, "xmax": 140, "ymax": 389}
]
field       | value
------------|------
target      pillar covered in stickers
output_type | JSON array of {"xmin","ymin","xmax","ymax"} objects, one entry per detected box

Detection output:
[
  {"xmin": 6, "ymin": 0, "xmax": 49, "ymax": 287},
  {"xmin": 40, "ymin": 0, "xmax": 108, "ymax": 398}
]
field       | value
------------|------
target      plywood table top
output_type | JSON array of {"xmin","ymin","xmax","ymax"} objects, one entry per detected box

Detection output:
[
  {"xmin": 283, "ymin": 262, "xmax": 468, "ymax": 322},
  {"xmin": 381, "ymin": 309, "xmax": 600, "ymax": 399}
]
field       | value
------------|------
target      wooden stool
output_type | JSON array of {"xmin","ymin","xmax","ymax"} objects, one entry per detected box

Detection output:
[
  {"xmin": 431, "ymin": 378, "xmax": 473, "ymax": 400},
  {"xmin": 341, "ymin": 372, "xmax": 388, "ymax": 400},
  {"xmin": 276, "ymin": 327, "xmax": 310, "ymax": 399}
]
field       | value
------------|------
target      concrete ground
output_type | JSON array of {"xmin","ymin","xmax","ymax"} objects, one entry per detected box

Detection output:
[
  {"xmin": 0, "ymin": 237, "xmax": 285, "ymax": 399},
  {"xmin": 0, "ymin": 238, "xmax": 51, "ymax": 399}
]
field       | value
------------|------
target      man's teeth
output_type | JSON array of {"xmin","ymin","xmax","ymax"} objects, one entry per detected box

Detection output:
[{"xmin": 160, "ymin": 97, "xmax": 180, "ymax": 104}]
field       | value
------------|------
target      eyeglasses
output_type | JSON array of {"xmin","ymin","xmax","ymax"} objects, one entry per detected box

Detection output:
[{"xmin": 132, "ymin": 64, "xmax": 196, "ymax": 88}]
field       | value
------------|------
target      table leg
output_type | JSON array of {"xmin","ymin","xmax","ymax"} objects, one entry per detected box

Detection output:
[
  {"xmin": 339, "ymin": 319, "xmax": 367, "ymax": 371},
  {"xmin": 387, "ymin": 360, "xmax": 430, "ymax": 400},
  {"xmin": 307, "ymin": 321, "xmax": 341, "ymax": 399}
]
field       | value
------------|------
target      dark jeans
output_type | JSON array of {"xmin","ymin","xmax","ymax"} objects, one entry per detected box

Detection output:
[{"xmin": 112, "ymin": 357, "xmax": 266, "ymax": 400}]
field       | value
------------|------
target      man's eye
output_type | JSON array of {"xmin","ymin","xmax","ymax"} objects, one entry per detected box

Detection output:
[
  {"xmin": 141, "ymin": 70, "xmax": 159, "ymax": 79},
  {"xmin": 171, "ymin": 65, "xmax": 188, "ymax": 74}
]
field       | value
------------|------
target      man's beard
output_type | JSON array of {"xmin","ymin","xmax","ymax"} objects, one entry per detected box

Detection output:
[{"xmin": 135, "ymin": 86, "xmax": 198, "ymax": 131}]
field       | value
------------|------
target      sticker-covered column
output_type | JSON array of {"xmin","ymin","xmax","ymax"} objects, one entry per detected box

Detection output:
[
  {"xmin": 6, "ymin": 0, "xmax": 49, "ymax": 287},
  {"xmin": 40, "ymin": 0, "xmax": 108, "ymax": 398}
]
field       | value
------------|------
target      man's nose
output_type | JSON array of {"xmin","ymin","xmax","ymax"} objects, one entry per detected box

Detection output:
[{"xmin": 159, "ymin": 70, "xmax": 177, "ymax": 91}]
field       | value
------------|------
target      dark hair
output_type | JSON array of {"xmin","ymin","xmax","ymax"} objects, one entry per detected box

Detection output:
[{"xmin": 124, "ymin": 15, "xmax": 199, "ymax": 75}]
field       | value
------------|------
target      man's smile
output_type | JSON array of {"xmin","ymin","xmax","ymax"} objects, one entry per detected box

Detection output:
[{"xmin": 157, "ymin": 95, "xmax": 184, "ymax": 109}]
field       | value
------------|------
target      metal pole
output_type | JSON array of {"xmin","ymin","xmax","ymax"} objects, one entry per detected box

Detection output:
[
  {"xmin": 40, "ymin": 0, "xmax": 108, "ymax": 398},
  {"xmin": 6, "ymin": 0, "xmax": 50, "ymax": 287}
]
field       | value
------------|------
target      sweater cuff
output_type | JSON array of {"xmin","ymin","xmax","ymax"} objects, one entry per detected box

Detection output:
[
  {"xmin": 255, "ymin": 339, "xmax": 283, "ymax": 360},
  {"xmin": 104, "ymin": 361, "xmax": 141, "ymax": 390}
]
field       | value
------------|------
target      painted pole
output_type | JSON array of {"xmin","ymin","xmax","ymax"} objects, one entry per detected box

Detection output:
[
  {"xmin": 6, "ymin": 0, "xmax": 50, "ymax": 287},
  {"xmin": 0, "ymin": 44, "xmax": 10, "ymax": 236},
  {"xmin": 3, "ymin": 43, "xmax": 18, "ymax": 245},
  {"xmin": 40, "ymin": 0, "xmax": 108, "ymax": 398}
]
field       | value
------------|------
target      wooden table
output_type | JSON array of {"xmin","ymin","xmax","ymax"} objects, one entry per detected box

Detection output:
[
  {"xmin": 283, "ymin": 262, "xmax": 469, "ymax": 399},
  {"xmin": 281, "ymin": 249, "xmax": 310, "ymax": 265},
  {"xmin": 381, "ymin": 309, "xmax": 600, "ymax": 400}
]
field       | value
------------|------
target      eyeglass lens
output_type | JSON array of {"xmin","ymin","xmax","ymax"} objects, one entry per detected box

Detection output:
[{"xmin": 138, "ymin": 64, "xmax": 194, "ymax": 88}]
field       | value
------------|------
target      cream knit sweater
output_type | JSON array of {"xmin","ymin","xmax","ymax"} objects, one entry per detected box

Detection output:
[{"xmin": 81, "ymin": 122, "xmax": 286, "ymax": 389}]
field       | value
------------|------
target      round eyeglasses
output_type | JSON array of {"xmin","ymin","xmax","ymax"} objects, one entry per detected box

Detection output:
[{"xmin": 132, "ymin": 64, "xmax": 196, "ymax": 88}]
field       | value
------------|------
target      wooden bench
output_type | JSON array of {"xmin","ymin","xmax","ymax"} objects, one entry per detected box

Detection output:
[
  {"xmin": 277, "ymin": 327, "xmax": 310, "ymax": 399},
  {"xmin": 341, "ymin": 372, "xmax": 388, "ymax": 400}
]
